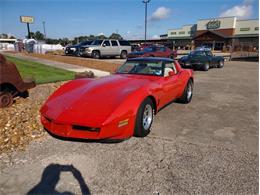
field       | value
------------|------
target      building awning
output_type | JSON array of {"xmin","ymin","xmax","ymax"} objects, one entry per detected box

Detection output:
[
  {"xmin": 167, "ymin": 36, "xmax": 192, "ymax": 40},
  {"xmin": 194, "ymin": 30, "xmax": 230, "ymax": 39}
]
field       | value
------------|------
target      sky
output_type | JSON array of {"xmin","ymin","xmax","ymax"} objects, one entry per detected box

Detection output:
[{"xmin": 0, "ymin": 0, "xmax": 259, "ymax": 40}]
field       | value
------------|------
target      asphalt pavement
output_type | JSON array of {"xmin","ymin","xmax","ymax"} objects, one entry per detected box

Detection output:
[{"xmin": 0, "ymin": 61, "xmax": 258, "ymax": 195}]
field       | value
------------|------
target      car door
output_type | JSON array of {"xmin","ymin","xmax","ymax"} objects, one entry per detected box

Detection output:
[
  {"xmin": 205, "ymin": 51, "xmax": 215, "ymax": 66},
  {"xmin": 110, "ymin": 40, "xmax": 120, "ymax": 56},
  {"xmin": 101, "ymin": 40, "xmax": 112, "ymax": 56},
  {"xmin": 155, "ymin": 47, "xmax": 166, "ymax": 57},
  {"xmin": 159, "ymin": 62, "xmax": 182, "ymax": 106}
]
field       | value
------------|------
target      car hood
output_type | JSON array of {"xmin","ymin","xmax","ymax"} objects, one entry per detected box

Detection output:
[
  {"xmin": 67, "ymin": 45, "xmax": 80, "ymax": 49},
  {"xmin": 41, "ymin": 74, "xmax": 159, "ymax": 126}
]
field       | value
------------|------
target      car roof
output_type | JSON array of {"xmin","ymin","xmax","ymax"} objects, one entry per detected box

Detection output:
[{"xmin": 127, "ymin": 57, "xmax": 174, "ymax": 62}]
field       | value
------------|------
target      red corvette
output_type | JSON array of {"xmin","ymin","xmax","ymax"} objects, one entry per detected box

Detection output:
[{"xmin": 40, "ymin": 58, "xmax": 193, "ymax": 140}]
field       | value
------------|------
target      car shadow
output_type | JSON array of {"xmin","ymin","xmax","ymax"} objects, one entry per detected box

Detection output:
[{"xmin": 27, "ymin": 163, "xmax": 90, "ymax": 195}]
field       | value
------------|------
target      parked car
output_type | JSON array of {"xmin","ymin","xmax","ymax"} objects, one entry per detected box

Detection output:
[
  {"xmin": 65, "ymin": 40, "xmax": 93, "ymax": 56},
  {"xmin": 127, "ymin": 46, "xmax": 177, "ymax": 59},
  {"xmin": 81, "ymin": 39, "xmax": 131, "ymax": 59},
  {"xmin": 40, "ymin": 57, "xmax": 194, "ymax": 140},
  {"xmin": 178, "ymin": 50, "xmax": 224, "ymax": 71},
  {"xmin": 0, "ymin": 54, "xmax": 36, "ymax": 108}
]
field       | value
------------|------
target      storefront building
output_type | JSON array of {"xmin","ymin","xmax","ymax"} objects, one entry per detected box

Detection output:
[{"xmin": 167, "ymin": 17, "xmax": 259, "ymax": 51}]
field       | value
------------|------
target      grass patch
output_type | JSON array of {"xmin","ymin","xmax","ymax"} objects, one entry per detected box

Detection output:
[{"xmin": 5, "ymin": 55, "xmax": 75, "ymax": 84}]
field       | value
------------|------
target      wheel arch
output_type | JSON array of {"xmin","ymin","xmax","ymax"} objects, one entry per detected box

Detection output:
[
  {"xmin": 0, "ymin": 82, "xmax": 18, "ymax": 93},
  {"xmin": 146, "ymin": 95, "xmax": 157, "ymax": 114}
]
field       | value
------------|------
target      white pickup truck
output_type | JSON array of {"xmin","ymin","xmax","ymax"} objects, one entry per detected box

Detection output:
[{"xmin": 81, "ymin": 39, "xmax": 131, "ymax": 59}]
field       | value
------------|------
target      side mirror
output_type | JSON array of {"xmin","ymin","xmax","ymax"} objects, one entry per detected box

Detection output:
[
  {"xmin": 168, "ymin": 71, "xmax": 175, "ymax": 76},
  {"xmin": 102, "ymin": 44, "xmax": 106, "ymax": 47}
]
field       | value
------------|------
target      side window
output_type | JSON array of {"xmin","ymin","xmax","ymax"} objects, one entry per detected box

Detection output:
[
  {"xmin": 195, "ymin": 51, "xmax": 206, "ymax": 56},
  {"xmin": 119, "ymin": 40, "xmax": 130, "ymax": 46},
  {"xmin": 103, "ymin": 40, "xmax": 110, "ymax": 46},
  {"xmin": 206, "ymin": 51, "xmax": 213, "ymax": 56},
  {"xmin": 164, "ymin": 62, "xmax": 177, "ymax": 76},
  {"xmin": 111, "ymin": 41, "xmax": 118, "ymax": 46}
]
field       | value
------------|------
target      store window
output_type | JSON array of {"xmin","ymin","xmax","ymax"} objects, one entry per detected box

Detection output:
[
  {"xmin": 255, "ymin": 27, "xmax": 259, "ymax": 31},
  {"xmin": 240, "ymin": 27, "xmax": 250, "ymax": 31},
  {"xmin": 171, "ymin": 32, "xmax": 177, "ymax": 35},
  {"xmin": 179, "ymin": 31, "xmax": 185, "ymax": 35}
]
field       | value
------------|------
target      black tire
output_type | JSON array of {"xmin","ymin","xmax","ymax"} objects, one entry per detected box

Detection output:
[
  {"xmin": 92, "ymin": 51, "xmax": 100, "ymax": 59},
  {"xmin": 0, "ymin": 91, "xmax": 13, "ymax": 108},
  {"xmin": 202, "ymin": 62, "xmax": 210, "ymax": 71},
  {"xmin": 134, "ymin": 98, "xmax": 154, "ymax": 137},
  {"xmin": 217, "ymin": 60, "xmax": 224, "ymax": 68},
  {"xmin": 178, "ymin": 79, "xmax": 193, "ymax": 104},
  {"xmin": 120, "ymin": 51, "xmax": 127, "ymax": 59},
  {"xmin": 20, "ymin": 90, "xmax": 29, "ymax": 98}
]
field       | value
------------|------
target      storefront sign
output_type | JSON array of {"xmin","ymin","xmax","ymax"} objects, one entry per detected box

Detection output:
[{"xmin": 207, "ymin": 20, "xmax": 220, "ymax": 30}]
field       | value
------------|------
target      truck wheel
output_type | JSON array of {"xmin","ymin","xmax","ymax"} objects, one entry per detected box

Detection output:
[
  {"xmin": 120, "ymin": 51, "xmax": 127, "ymax": 59},
  {"xmin": 0, "ymin": 91, "xmax": 13, "ymax": 108},
  {"xmin": 92, "ymin": 51, "xmax": 100, "ymax": 59},
  {"xmin": 218, "ymin": 60, "xmax": 224, "ymax": 68},
  {"xmin": 134, "ymin": 98, "xmax": 154, "ymax": 137},
  {"xmin": 202, "ymin": 62, "xmax": 209, "ymax": 71}
]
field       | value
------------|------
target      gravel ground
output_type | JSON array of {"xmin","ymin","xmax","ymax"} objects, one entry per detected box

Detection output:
[{"xmin": 0, "ymin": 82, "xmax": 63, "ymax": 154}]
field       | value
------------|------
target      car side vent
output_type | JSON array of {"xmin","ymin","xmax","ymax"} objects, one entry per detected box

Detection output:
[{"xmin": 72, "ymin": 125, "xmax": 100, "ymax": 132}]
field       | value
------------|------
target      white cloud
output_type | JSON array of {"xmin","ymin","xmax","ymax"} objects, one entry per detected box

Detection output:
[
  {"xmin": 98, "ymin": 32, "xmax": 104, "ymax": 36},
  {"xmin": 220, "ymin": 0, "xmax": 253, "ymax": 19},
  {"xmin": 149, "ymin": 6, "xmax": 171, "ymax": 21},
  {"xmin": 152, "ymin": 35, "xmax": 160, "ymax": 39}
]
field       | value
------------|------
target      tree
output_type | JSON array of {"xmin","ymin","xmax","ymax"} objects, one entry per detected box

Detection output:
[
  {"xmin": 109, "ymin": 33, "xmax": 123, "ymax": 40},
  {"xmin": 0, "ymin": 33, "xmax": 8, "ymax": 39},
  {"xmin": 34, "ymin": 31, "xmax": 45, "ymax": 40},
  {"xmin": 26, "ymin": 31, "xmax": 44, "ymax": 40},
  {"xmin": 26, "ymin": 32, "xmax": 35, "ymax": 39}
]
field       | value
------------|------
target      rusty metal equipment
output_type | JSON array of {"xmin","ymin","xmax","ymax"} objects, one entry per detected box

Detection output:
[{"xmin": 0, "ymin": 54, "xmax": 36, "ymax": 107}]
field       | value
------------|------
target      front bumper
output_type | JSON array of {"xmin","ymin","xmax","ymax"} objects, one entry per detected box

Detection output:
[
  {"xmin": 41, "ymin": 114, "xmax": 135, "ymax": 140},
  {"xmin": 81, "ymin": 50, "xmax": 93, "ymax": 57}
]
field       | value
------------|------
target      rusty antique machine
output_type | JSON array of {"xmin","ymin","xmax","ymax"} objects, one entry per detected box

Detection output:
[{"xmin": 0, "ymin": 54, "xmax": 36, "ymax": 107}]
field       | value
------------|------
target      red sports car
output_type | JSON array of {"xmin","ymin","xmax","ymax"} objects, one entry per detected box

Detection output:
[
  {"xmin": 40, "ymin": 58, "xmax": 193, "ymax": 140},
  {"xmin": 128, "ymin": 46, "xmax": 177, "ymax": 59}
]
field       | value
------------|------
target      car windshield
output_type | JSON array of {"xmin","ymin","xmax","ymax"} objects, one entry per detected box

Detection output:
[
  {"xmin": 91, "ymin": 40, "xmax": 103, "ymax": 45},
  {"xmin": 75, "ymin": 41, "xmax": 92, "ymax": 47},
  {"xmin": 190, "ymin": 51, "xmax": 205, "ymax": 56},
  {"xmin": 117, "ymin": 61, "xmax": 163, "ymax": 76}
]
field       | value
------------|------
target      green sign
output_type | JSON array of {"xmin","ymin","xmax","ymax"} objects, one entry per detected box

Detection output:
[{"xmin": 207, "ymin": 20, "xmax": 220, "ymax": 30}]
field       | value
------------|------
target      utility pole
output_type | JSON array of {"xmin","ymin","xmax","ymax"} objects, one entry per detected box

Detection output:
[
  {"xmin": 142, "ymin": 0, "xmax": 151, "ymax": 44},
  {"xmin": 42, "ymin": 21, "xmax": 46, "ymax": 40}
]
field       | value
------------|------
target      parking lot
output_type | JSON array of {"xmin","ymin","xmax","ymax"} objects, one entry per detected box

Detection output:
[{"xmin": 0, "ymin": 61, "xmax": 258, "ymax": 194}]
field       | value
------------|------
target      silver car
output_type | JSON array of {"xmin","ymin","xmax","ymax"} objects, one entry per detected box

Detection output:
[{"xmin": 81, "ymin": 39, "xmax": 131, "ymax": 59}]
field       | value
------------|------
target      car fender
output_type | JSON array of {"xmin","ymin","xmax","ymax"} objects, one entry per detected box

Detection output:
[{"xmin": 102, "ymin": 84, "xmax": 160, "ymax": 137}]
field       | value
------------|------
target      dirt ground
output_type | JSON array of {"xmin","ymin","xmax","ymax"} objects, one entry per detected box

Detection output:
[
  {"xmin": 0, "ymin": 60, "xmax": 258, "ymax": 194},
  {"xmin": 23, "ymin": 52, "xmax": 120, "ymax": 73}
]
